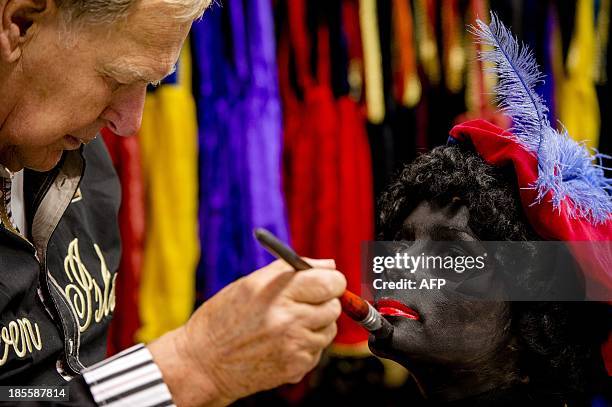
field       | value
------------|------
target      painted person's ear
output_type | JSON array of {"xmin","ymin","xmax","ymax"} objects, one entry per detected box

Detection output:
[{"xmin": 0, "ymin": 0, "xmax": 55, "ymax": 63}]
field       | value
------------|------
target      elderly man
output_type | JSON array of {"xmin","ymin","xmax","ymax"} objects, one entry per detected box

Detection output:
[{"xmin": 0, "ymin": 0, "xmax": 346, "ymax": 406}]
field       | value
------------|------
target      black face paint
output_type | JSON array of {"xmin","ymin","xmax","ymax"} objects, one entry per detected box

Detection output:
[{"xmin": 369, "ymin": 201, "xmax": 519, "ymax": 402}]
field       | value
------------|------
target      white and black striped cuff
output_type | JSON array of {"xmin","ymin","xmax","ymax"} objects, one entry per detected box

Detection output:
[{"xmin": 82, "ymin": 343, "xmax": 175, "ymax": 407}]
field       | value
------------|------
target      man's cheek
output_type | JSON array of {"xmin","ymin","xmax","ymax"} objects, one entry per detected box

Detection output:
[{"xmin": 13, "ymin": 126, "xmax": 65, "ymax": 148}]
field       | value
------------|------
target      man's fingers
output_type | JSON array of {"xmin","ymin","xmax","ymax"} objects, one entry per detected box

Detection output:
[
  {"xmin": 285, "ymin": 269, "xmax": 347, "ymax": 304},
  {"xmin": 265, "ymin": 258, "xmax": 292, "ymax": 271},
  {"xmin": 261, "ymin": 258, "xmax": 335, "ymax": 272},
  {"xmin": 301, "ymin": 258, "xmax": 336, "ymax": 269},
  {"xmin": 297, "ymin": 322, "xmax": 338, "ymax": 353},
  {"xmin": 294, "ymin": 299, "xmax": 342, "ymax": 330},
  {"xmin": 246, "ymin": 259, "xmax": 296, "ymax": 294},
  {"xmin": 252, "ymin": 258, "xmax": 334, "ymax": 280},
  {"xmin": 311, "ymin": 322, "xmax": 338, "ymax": 348}
]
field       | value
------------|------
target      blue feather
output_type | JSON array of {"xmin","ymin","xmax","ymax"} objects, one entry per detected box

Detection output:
[{"xmin": 470, "ymin": 12, "xmax": 612, "ymax": 224}]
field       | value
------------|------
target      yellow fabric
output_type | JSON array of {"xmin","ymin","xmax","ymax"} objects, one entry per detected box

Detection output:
[
  {"xmin": 360, "ymin": 0, "xmax": 385, "ymax": 124},
  {"xmin": 137, "ymin": 42, "xmax": 199, "ymax": 342},
  {"xmin": 557, "ymin": 0, "xmax": 600, "ymax": 149}
]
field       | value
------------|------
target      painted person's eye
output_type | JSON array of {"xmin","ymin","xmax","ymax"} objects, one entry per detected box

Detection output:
[
  {"xmin": 393, "ymin": 227, "xmax": 414, "ymax": 241},
  {"xmin": 454, "ymin": 270, "xmax": 496, "ymax": 298},
  {"xmin": 445, "ymin": 245, "xmax": 468, "ymax": 257}
]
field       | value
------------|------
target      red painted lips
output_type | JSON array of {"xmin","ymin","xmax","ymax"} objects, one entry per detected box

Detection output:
[{"xmin": 375, "ymin": 298, "xmax": 420, "ymax": 320}]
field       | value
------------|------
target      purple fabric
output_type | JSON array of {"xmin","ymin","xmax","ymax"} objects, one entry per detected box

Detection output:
[
  {"xmin": 244, "ymin": 0, "xmax": 289, "ymax": 267},
  {"xmin": 193, "ymin": 0, "xmax": 289, "ymax": 301}
]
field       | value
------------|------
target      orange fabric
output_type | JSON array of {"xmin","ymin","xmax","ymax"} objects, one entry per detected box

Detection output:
[
  {"xmin": 414, "ymin": 0, "xmax": 440, "ymax": 85},
  {"xmin": 442, "ymin": 0, "xmax": 465, "ymax": 93},
  {"xmin": 393, "ymin": 0, "xmax": 421, "ymax": 107}
]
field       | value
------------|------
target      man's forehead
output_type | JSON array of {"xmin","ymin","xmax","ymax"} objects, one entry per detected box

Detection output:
[
  {"xmin": 94, "ymin": 1, "xmax": 190, "ymax": 84},
  {"xmin": 124, "ymin": 0, "xmax": 193, "ymax": 47}
]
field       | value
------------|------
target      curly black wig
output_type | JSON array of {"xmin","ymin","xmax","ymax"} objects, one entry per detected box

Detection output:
[{"xmin": 377, "ymin": 145, "xmax": 611, "ymax": 403}]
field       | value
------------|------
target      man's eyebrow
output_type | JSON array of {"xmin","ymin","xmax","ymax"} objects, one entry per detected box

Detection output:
[{"xmin": 101, "ymin": 63, "xmax": 177, "ymax": 84}]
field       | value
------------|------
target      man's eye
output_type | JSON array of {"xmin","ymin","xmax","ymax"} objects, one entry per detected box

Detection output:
[{"xmin": 104, "ymin": 76, "xmax": 123, "ymax": 92}]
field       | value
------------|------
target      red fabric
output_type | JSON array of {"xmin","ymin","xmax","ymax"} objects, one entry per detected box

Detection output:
[
  {"xmin": 311, "ymin": 27, "xmax": 340, "ymax": 261},
  {"xmin": 101, "ymin": 128, "xmax": 145, "ymax": 356},
  {"xmin": 342, "ymin": 0, "xmax": 363, "ymax": 62},
  {"xmin": 449, "ymin": 119, "xmax": 612, "ymax": 374},
  {"xmin": 336, "ymin": 96, "xmax": 375, "ymax": 345},
  {"xmin": 280, "ymin": 0, "xmax": 373, "ymax": 346}
]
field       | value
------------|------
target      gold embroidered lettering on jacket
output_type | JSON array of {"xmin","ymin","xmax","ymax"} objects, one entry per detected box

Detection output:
[
  {"xmin": 0, "ymin": 318, "xmax": 43, "ymax": 366},
  {"xmin": 63, "ymin": 238, "xmax": 117, "ymax": 333}
]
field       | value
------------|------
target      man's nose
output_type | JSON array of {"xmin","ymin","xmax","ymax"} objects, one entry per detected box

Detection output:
[{"xmin": 101, "ymin": 85, "xmax": 147, "ymax": 136}]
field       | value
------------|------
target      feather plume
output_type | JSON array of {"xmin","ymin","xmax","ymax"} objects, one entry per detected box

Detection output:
[{"xmin": 469, "ymin": 12, "xmax": 612, "ymax": 224}]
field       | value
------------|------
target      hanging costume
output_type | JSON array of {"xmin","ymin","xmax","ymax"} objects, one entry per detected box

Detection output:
[
  {"xmin": 192, "ymin": 0, "xmax": 289, "ymax": 300},
  {"xmin": 556, "ymin": 0, "xmax": 601, "ymax": 149},
  {"xmin": 280, "ymin": 0, "xmax": 374, "ymax": 347},
  {"xmin": 101, "ymin": 129, "xmax": 145, "ymax": 355}
]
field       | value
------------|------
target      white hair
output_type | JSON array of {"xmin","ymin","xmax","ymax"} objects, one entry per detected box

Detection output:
[{"xmin": 56, "ymin": 0, "xmax": 213, "ymax": 24}]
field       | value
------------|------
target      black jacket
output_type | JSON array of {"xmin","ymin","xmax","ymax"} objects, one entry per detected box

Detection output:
[{"xmin": 0, "ymin": 138, "xmax": 121, "ymax": 403}]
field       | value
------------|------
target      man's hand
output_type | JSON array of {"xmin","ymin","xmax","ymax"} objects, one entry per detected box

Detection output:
[{"xmin": 148, "ymin": 259, "xmax": 346, "ymax": 407}]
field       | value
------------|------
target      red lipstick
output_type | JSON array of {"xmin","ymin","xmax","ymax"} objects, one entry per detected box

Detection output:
[{"xmin": 375, "ymin": 299, "xmax": 420, "ymax": 320}]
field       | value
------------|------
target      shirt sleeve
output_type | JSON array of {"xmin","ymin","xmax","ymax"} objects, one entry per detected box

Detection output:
[{"xmin": 82, "ymin": 344, "xmax": 175, "ymax": 407}]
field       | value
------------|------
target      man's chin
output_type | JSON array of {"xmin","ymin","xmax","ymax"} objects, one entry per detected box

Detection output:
[{"xmin": 19, "ymin": 150, "xmax": 65, "ymax": 172}]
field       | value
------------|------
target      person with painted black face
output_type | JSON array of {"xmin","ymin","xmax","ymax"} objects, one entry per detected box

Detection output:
[
  {"xmin": 370, "ymin": 145, "xmax": 610, "ymax": 406},
  {"xmin": 0, "ymin": 1, "xmax": 346, "ymax": 406},
  {"xmin": 369, "ymin": 14, "xmax": 611, "ymax": 406}
]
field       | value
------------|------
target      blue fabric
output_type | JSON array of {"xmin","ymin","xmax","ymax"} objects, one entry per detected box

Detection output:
[{"xmin": 192, "ymin": 0, "xmax": 289, "ymax": 302}]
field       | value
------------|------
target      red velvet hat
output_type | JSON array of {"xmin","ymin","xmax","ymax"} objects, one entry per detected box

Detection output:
[{"xmin": 449, "ymin": 120, "xmax": 611, "ymax": 292}]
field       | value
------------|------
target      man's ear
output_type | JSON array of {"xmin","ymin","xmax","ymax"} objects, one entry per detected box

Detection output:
[{"xmin": 0, "ymin": 0, "xmax": 54, "ymax": 63}]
